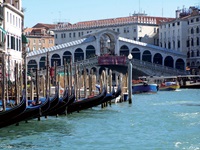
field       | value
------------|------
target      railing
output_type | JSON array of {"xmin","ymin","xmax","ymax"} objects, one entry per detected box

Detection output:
[
  {"xmin": 37, "ymin": 56, "xmax": 187, "ymax": 76},
  {"xmin": 130, "ymin": 58, "xmax": 187, "ymax": 75}
]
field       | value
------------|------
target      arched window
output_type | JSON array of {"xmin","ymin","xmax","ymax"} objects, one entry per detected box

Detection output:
[
  {"xmin": 187, "ymin": 51, "xmax": 190, "ymax": 58},
  {"xmin": 191, "ymin": 28, "xmax": 194, "ymax": 34},
  {"xmin": 197, "ymin": 50, "xmax": 199, "ymax": 57},
  {"xmin": 191, "ymin": 50, "xmax": 194, "ymax": 57},
  {"xmin": 191, "ymin": 38, "xmax": 194, "ymax": 46},
  {"xmin": 196, "ymin": 27, "xmax": 199, "ymax": 33}
]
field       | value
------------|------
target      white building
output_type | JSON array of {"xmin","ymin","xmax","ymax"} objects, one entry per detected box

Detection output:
[
  {"xmin": 1, "ymin": 0, "xmax": 24, "ymax": 81},
  {"xmin": 186, "ymin": 7, "xmax": 200, "ymax": 74},
  {"xmin": 159, "ymin": 6, "xmax": 200, "ymax": 74},
  {"xmin": 54, "ymin": 13, "xmax": 173, "ymax": 47}
]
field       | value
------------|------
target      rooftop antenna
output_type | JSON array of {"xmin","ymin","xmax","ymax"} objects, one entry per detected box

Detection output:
[
  {"xmin": 139, "ymin": 0, "xmax": 140, "ymax": 14},
  {"xmin": 161, "ymin": 0, "xmax": 163, "ymax": 17}
]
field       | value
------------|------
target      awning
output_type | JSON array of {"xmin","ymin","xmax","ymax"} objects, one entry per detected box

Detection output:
[
  {"xmin": 0, "ymin": 26, "xmax": 7, "ymax": 34},
  {"xmin": 22, "ymin": 34, "xmax": 29, "ymax": 44}
]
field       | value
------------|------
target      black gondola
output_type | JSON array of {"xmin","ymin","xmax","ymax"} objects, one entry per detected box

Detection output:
[
  {"xmin": 0, "ymin": 96, "xmax": 26, "ymax": 128},
  {"xmin": 47, "ymin": 88, "xmax": 69, "ymax": 116},
  {"xmin": 67, "ymin": 87, "xmax": 107, "ymax": 114},
  {"xmin": 0, "ymin": 96, "xmax": 50, "ymax": 128},
  {"xmin": 97, "ymin": 85, "xmax": 122, "ymax": 105},
  {"xmin": 42, "ymin": 88, "xmax": 60, "ymax": 116}
]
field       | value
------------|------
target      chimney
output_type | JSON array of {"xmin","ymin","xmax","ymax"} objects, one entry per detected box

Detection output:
[{"xmin": 176, "ymin": 10, "xmax": 181, "ymax": 18}]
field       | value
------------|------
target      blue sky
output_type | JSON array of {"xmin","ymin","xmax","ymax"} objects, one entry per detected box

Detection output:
[{"xmin": 22, "ymin": 0, "xmax": 200, "ymax": 27}]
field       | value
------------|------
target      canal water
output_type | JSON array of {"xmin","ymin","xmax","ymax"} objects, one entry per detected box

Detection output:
[{"xmin": 0, "ymin": 89, "xmax": 200, "ymax": 150}]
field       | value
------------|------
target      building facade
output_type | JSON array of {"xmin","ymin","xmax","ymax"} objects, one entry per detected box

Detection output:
[
  {"xmin": 53, "ymin": 14, "xmax": 173, "ymax": 46},
  {"xmin": 187, "ymin": 7, "xmax": 200, "ymax": 74},
  {"xmin": 159, "ymin": 6, "xmax": 200, "ymax": 74},
  {"xmin": 1, "ymin": 0, "xmax": 24, "ymax": 81},
  {"xmin": 24, "ymin": 23, "xmax": 56, "ymax": 52}
]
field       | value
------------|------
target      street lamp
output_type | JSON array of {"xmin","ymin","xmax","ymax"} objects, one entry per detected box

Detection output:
[{"xmin": 128, "ymin": 53, "xmax": 132, "ymax": 104}]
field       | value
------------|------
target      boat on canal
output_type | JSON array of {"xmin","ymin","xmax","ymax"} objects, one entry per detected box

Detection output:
[
  {"xmin": 132, "ymin": 78, "xmax": 158, "ymax": 94},
  {"xmin": 146, "ymin": 76, "xmax": 180, "ymax": 91}
]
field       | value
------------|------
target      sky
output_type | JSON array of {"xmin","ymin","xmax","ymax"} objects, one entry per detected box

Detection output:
[{"xmin": 22, "ymin": 0, "xmax": 200, "ymax": 28}]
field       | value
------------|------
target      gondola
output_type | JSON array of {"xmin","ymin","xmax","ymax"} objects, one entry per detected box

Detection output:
[
  {"xmin": 0, "ymin": 95, "xmax": 27, "ymax": 127},
  {"xmin": 47, "ymin": 88, "xmax": 69, "ymax": 116},
  {"xmin": 67, "ymin": 87, "xmax": 107, "ymax": 114},
  {"xmin": 97, "ymin": 85, "xmax": 122, "ymax": 105},
  {"xmin": 42, "ymin": 87, "xmax": 60, "ymax": 116},
  {"xmin": 0, "ymin": 96, "xmax": 50, "ymax": 128}
]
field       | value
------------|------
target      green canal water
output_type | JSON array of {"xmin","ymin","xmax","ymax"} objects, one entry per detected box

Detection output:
[{"xmin": 0, "ymin": 89, "xmax": 200, "ymax": 150}]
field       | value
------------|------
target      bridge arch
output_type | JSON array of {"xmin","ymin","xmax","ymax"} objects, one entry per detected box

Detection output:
[
  {"xmin": 74, "ymin": 48, "xmax": 84, "ymax": 62},
  {"xmin": 28, "ymin": 59, "xmax": 37, "ymax": 71},
  {"xmin": 39, "ymin": 56, "xmax": 46, "ymax": 70},
  {"xmin": 98, "ymin": 30, "xmax": 117, "ymax": 56},
  {"xmin": 63, "ymin": 51, "xmax": 72, "ymax": 64},
  {"xmin": 153, "ymin": 53, "xmax": 162, "ymax": 65},
  {"xmin": 86, "ymin": 45, "xmax": 96, "ymax": 59},
  {"xmin": 142, "ymin": 50, "xmax": 152, "ymax": 62},
  {"xmin": 120, "ymin": 45, "xmax": 129, "ymax": 56},
  {"xmin": 131, "ymin": 48, "xmax": 141, "ymax": 60},
  {"xmin": 164, "ymin": 56, "xmax": 174, "ymax": 68},
  {"xmin": 51, "ymin": 53, "xmax": 61, "ymax": 67},
  {"xmin": 175, "ymin": 58, "xmax": 185, "ymax": 70}
]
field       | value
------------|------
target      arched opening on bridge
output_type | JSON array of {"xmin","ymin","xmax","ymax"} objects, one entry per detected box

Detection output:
[
  {"xmin": 131, "ymin": 48, "xmax": 140, "ymax": 60},
  {"xmin": 90, "ymin": 67, "xmax": 97, "ymax": 75},
  {"xmin": 142, "ymin": 50, "xmax": 152, "ymax": 62},
  {"xmin": 153, "ymin": 53, "xmax": 162, "ymax": 65},
  {"xmin": 27, "ymin": 59, "xmax": 37, "ymax": 72},
  {"xmin": 164, "ymin": 56, "xmax": 174, "ymax": 68},
  {"xmin": 175, "ymin": 58, "xmax": 185, "ymax": 70},
  {"xmin": 51, "ymin": 54, "xmax": 61, "ymax": 67},
  {"xmin": 100, "ymin": 33, "xmax": 115, "ymax": 55},
  {"xmin": 99, "ymin": 67, "xmax": 106, "ymax": 76},
  {"xmin": 63, "ymin": 51, "xmax": 72, "ymax": 64},
  {"xmin": 74, "ymin": 48, "xmax": 84, "ymax": 62},
  {"xmin": 86, "ymin": 45, "xmax": 96, "ymax": 59},
  {"xmin": 39, "ymin": 56, "xmax": 46, "ymax": 70},
  {"xmin": 120, "ymin": 45, "xmax": 129, "ymax": 57}
]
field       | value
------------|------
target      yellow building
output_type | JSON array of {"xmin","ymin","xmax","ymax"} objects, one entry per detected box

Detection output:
[{"xmin": 24, "ymin": 23, "xmax": 56, "ymax": 52}]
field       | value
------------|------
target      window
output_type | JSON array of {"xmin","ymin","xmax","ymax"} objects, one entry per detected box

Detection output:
[
  {"xmin": 196, "ymin": 18, "xmax": 199, "ymax": 22},
  {"xmin": 73, "ymin": 32, "xmax": 76, "ymax": 37},
  {"xmin": 10, "ymin": 14, "xmax": 12, "ymax": 24},
  {"xmin": 197, "ymin": 37, "xmax": 199, "ymax": 46},
  {"xmin": 191, "ymin": 28, "xmax": 194, "ymax": 34},
  {"xmin": 69, "ymin": 33, "xmax": 71, "ymax": 38},
  {"xmin": 197, "ymin": 50, "xmax": 199, "ymax": 56},
  {"xmin": 177, "ymin": 40, "xmax": 180, "ymax": 48},
  {"xmin": 13, "ymin": 15, "xmax": 15, "ymax": 25},
  {"xmin": 55, "ymin": 34, "xmax": 57, "ymax": 38},
  {"xmin": 191, "ymin": 19, "xmax": 193, "ymax": 23},
  {"xmin": 172, "ymin": 23, "xmax": 175, "ymax": 26},
  {"xmin": 177, "ymin": 22, "xmax": 180, "ymax": 25},
  {"xmin": 7, "ymin": 12, "xmax": 9, "ymax": 22},
  {"xmin": 196, "ymin": 27, "xmax": 199, "ymax": 33},
  {"xmin": 191, "ymin": 38, "xmax": 194, "ymax": 46},
  {"xmin": 154, "ymin": 28, "xmax": 156, "ymax": 33}
]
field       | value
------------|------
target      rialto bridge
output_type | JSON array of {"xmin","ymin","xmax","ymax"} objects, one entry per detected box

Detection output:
[{"xmin": 26, "ymin": 29, "xmax": 188, "ymax": 79}]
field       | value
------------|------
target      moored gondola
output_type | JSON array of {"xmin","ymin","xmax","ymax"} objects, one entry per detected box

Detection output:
[
  {"xmin": 67, "ymin": 87, "xmax": 107, "ymax": 114},
  {"xmin": 0, "ymin": 95, "xmax": 27, "ymax": 128},
  {"xmin": 0, "ymin": 96, "xmax": 50, "ymax": 128}
]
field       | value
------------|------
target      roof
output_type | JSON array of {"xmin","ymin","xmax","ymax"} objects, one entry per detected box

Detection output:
[
  {"xmin": 54, "ymin": 15, "xmax": 174, "ymax": 31},
  {"xmin": 32, "ymin": 23, "xmax": 57, "ymax": 30},
  {"xmin": 27, "ymin": 36, "xmax": 96, "ymax": 57}
]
